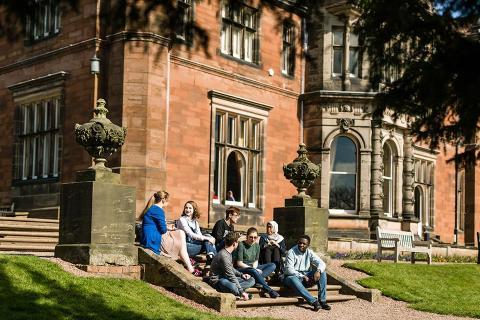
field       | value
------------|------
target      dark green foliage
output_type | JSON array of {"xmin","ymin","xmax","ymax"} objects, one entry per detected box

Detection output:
[{"xmin": 351, "ymin": 0, "xmax": 480, "ymax": 155}]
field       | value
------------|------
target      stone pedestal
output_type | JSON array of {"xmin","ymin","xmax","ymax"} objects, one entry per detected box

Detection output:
[
  {"xmin": 273, "ymin": 197, "xmax": 329, "ymax": 254},
  {"xmin": 55, "ymin": 169, "xmax": 138, "ymax": 266}
]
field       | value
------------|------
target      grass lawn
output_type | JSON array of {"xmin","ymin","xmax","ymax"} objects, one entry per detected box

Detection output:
[
  {"xmin": 345, "ymin": 261, "xmax": 480, "ymax": 318},
  {"xmin": 0, "ymin": 255, "xmax": 269, "ymax": 320}
]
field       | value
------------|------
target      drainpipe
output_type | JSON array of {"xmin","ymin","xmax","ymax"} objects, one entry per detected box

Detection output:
[
  {"xmin": 454, "ymin": 141, "xmax": 459, "ymax": 245},
  {"xmin": 164, "ymin": 42, "xmax": 172, "ymax": 176},
  {"xmin": 300, "ymin": 17, "xmax": 308, "ymax": 144}
]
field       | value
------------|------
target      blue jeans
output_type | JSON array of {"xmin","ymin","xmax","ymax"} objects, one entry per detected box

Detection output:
[
  {"xmin": 215, "ymin": 277, "xmax": 255, "ymax": 296},
  {"xmin": 186, "ymin": 239, "xmax": 217, "ymax": 257},
  {"xmin": 237, "ymin": 263, "xmax": 276, "ymax": 292},
  {"xmin": 283, "ymin": 270, "xmax": 327, "ymax": 304}
]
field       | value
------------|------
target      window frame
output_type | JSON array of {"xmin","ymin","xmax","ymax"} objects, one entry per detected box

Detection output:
[
  {"xmin": 329, "ymin": 135, "xmax": 358, "ymax": 214},
  {"xmin": 175, "ymin": 0, "xmax": 194, "ymax": 44},
  {"xmin": 220, "ymin": 0, "xmax": 260, "ymax": 64},
  {"xmin": 26, "ymin": 0, "xmax": 61, "ymax": 43},
  {"xmin": 331, "ymin": 25, "xmax": 360, "ymax": 78},
  {"xmin": 281, "ymin": 21, "xmax": 295, "ymax": 77}
]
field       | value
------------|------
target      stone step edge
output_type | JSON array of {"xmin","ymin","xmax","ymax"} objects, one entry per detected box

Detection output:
[
  {"xmin": 0, "ymin": 230, "xmax": 59, "ymax": 237},
  {"xmin": 0, "ymin": 251, "xmax": 55, "ymax": 257},
  {"xmin": 327, "ymin": 266, "xmax": 381, "ymax": 302},
  {"xmin": 0, "ymin": 237, "xmax": 59, "ymax": 243},
  {"xmin": 0, "ymin": 244, "xmax": 56, "ymax": 251},
  {"xmin": 236, "ymin": 294, "xmax": 357, "ymax": 307},
  {"xmin": 246, "ymin": 284, "xmax": 341, "ymax": 294},
  {"xmin": 0, "ymin": 216, "xmax": 59, "ymax": 223},
  {"xmin": 0, "ymin": 225, "xmax": 59, "ymax": 231}
]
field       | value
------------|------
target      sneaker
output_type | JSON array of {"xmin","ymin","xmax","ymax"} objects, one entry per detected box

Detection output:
[
  {"xmin": 206, "ymin": 254, "xmax": 214, "ymax": 265},
  {"xmin": 268, "ymin": 290, "xmax": 280, "ymax": 299},
  {"xmin": 320, "ymin": 302, "xmax": 331, "ymax": 310},
  {"xmin": 312, "ymin": 300, "xmax": 321, "ymax": 312},
  {"xmin": 191, "ymin": 268, "xmax": 202, "ymax": 277}
]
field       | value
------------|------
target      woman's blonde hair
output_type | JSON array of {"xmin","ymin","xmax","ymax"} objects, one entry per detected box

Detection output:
[
  {"xmin": 139, "ymin": 190, "xmax": 169, "ymax": 220},
  {"xmin": 183, "ymin": 200, "xmax": 201, "ymax": 220}
]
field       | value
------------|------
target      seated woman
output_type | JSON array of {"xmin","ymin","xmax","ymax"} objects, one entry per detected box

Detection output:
[
  {"xmin": 177, "ymin": 201, "xmax": 217, "ymax": 263},
  {"xmin": 259, "ymin": 220, "xmax": 286, "ymax": 275},
  {"xmin": 140, "ymin": 191, "xmax": 201, "ymax": 277}
]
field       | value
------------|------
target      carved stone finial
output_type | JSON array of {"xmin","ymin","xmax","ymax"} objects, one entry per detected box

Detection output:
[
  {"xmin": 74, "ymin": 99, "xmax": 127, "ymax": 171},
  {"xmin": 283, "ymin": 143, "xmax": 321, "ymax": 198}
]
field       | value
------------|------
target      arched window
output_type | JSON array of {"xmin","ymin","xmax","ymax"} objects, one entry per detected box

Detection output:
[
  {"xmin": 414, "ymin": 185, "xmax": 423, "ymax": 220},
  {"xmin": 226, "ymin": 151, "xmax": 245, "ymax": 205},
  {"xmin": 329, "ymin": 136, "xmax": 357, "ymax": 212},
  {"xmin": 382, "ymin": 143, "xmax": 395, "ymax": 216}
]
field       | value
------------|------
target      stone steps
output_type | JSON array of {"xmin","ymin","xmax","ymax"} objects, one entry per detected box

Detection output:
[
  {"xmin": 0, "ymin": 243, "xmax": 56, "ymax": 252},
  {"xmin": 236, "ymin": 293, "xmax": 357, "ymax": 308},
  {"xmin": 0, "ymin": 216, "xmax": 59, "ymax": 253}
]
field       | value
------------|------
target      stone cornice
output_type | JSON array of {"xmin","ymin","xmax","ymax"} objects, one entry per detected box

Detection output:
[
  {"xmin": 301, "ymin": 90, "xmax": 377, "ymax": 101},
  {"xmin": 208, "ymin": 90, "xmax": 274, "ymax": 112},
  {"xmin": 267, "ymin": 0, "xmax": 308, "ymax": 16},
  {"xmin": 0, "ymin": 38, "xmax": 100, "ymax": 75},
  {"xmin": 105, "ymin": 31, "xmax": 171, "ymax": 46},
  {"xmin": 172, "ymin": 55, "xmax": 299, "ymax": 98},
  {"xmin": 8, "ymin": 71, "xmax": 70, "ymax": 96}
]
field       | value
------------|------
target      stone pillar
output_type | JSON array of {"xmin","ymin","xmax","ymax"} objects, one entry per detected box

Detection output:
[
  {"xmin": 342, "ymin": 17, "xmax": 351, "ymax": 91},
  {"xmin": 402, "ymin": 133, "xmax": 415, "ymax": 222},
  {"xmin": 274, "ymin": 198, "xmax": 329, "ymax": 254},
  {"xmin": 320, "ymin": 148, "xmax": 331, "ymax": 209},
  {"xmin": 359, "ymin": 149, "xmax": 372, "ymax": 216},
  {"xmin": 394, "ymin": 156, "xmax": 404, "ymax": 217},
  {"xmin": 55, "ymin": 169, "xmax": 138, "ymax": 266},
  {"xmin": 370, "ymin": 120, "xmax": 383, "ymax": 217}
]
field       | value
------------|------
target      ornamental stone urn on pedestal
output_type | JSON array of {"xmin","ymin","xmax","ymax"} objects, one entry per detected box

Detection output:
[
  {"xmin": 274, "ymin": 143, "xmax": 329, "ymax": 254},
  {"xmin": 55, "ymin": 99, "xmax": 138, "ymax": 266}
]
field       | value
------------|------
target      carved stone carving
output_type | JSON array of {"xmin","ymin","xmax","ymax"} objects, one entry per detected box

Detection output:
[
  {"xmin": 283, "ymin": 143, "xmax": 320, "ymax": 198},
  {"xmin": 337, "ymin": 118, "xmax": 354, "ymax": 132},
  {"xmin": 75, "ymin": 99, "xmax": 127, "ymax": 171},
  {"xmin": 339, "ymin": 104, "xmax": 353, "ymax": 112}
]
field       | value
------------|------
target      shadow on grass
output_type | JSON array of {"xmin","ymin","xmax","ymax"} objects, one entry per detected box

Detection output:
[{"xmin": 0, "ymin": 256, "xmax": 209, "ymax": 320}]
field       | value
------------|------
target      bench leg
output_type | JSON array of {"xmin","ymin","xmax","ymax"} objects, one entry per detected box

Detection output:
[
  {"xmin": 411, "ymin": 252, "xmax": 415, "ymax": 264},
  {"xmin": 428, "ymin": 253, "xmax": 431, "ymax": 265},
  {"xmin": 377, "ymin": 248, "xmax": 382, "ymax": 262},
  {"xmin": 394, "ymin": 248, "xmax": 399, "ymax": 263}
]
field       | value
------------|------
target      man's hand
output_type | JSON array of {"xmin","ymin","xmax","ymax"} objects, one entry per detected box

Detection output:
[
  {"xmin": 256, "ymin": 268, "xmax": 262, "ymax": 274},
  {"xmin": 313, "ymin": 271, "xmax": 321, "ymax": 282},
  {"xmin": 242, "ymin": 274, "xmax": 251, "ymax": 280},
  {"xmin": 303, "ymin": 275, "xmax": 310, "ymax": 282},
  {"xmin": 241, "ymin": 292, "xmax": 250, "ymax": 300}
]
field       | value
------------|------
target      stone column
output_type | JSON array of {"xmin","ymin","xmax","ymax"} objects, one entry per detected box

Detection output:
[
  {"xmin": 358, "ymin": 149, "xmax": 371, "ymax": 216},
  {"xmin": 342, "ymin": 17, "xmax": 351, "ymax": 91},
  {"xmin": 394, "ymin": 156, "xmax": 404, "ymax": 217},
  {"xmin": 320, "ymin": 148, "xmax": 331, "ymax": 209},
  {"xmin": 402, "ymin": 133, "xmax": 415, "ymax": 221},
  {"xmin": 370, "ymin": 120, "xmax": 383, "ymax": 217}
]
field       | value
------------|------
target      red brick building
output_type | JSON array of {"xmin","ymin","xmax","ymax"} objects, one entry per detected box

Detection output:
[{"xmin": 0, "ymin": 0, "xmax": 478, "ymax": 246}]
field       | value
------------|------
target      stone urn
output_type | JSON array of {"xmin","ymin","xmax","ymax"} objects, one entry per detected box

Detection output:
[
  {"xmin": 283, "ymin": 143, "xmax": 320, "ymax": 198},
  {"xmin": 74, "ymin": 99, "xmax": 127, "ymax": 170}
]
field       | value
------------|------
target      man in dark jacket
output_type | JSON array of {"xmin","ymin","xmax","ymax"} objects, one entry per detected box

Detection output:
[
  {"xmin": 209, "ymin": 232, "xmax": 255, "ymax": 300},
  {"xmin": 211, "ymin": 206, "xmax": 240, "ymax": 251}
]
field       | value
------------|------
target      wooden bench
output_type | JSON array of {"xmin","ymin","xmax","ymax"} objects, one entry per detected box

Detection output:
[{"xmin": 376, "ymin": 226, "xmax": 432, "ymax": 264}]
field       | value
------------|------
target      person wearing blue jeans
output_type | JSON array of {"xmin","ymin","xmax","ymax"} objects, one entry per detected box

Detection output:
[
  {"xmin": 235, "ymin": 227, "xmax": 280, "ymax": 298},
  {"xmin": 209, "ymin": 232, "xmax": 255, "ymax": 300},
  {"xmin": 177, "ymin": 201, "xmax": 217, "ymax": 263},
  {"xmin": 283, "ymin": 235, "xmax": 331, "ymax": 311}
]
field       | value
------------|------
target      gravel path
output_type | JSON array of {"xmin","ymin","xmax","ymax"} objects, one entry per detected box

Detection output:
[{"xmin": 44, "ymin": 257, "xmax": 473, "ymax": 320}]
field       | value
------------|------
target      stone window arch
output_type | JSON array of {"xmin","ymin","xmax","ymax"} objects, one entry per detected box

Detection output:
[{"xmin": 329, "ymin": 135, "xmax": 357, "ymax": 213}]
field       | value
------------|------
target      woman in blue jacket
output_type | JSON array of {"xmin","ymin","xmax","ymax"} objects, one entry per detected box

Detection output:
[{"xmin": 140, "ymin": 190, "xmax": 201, "ymax": 276}]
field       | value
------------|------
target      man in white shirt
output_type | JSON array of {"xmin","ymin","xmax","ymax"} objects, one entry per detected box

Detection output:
[{"xmin": 283, "ymin": 235, "xmax": 331, "ymax": 311}]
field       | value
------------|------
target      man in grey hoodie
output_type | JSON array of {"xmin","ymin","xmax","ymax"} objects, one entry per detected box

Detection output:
[
  {"xmin": 209, "ymin": 232, "xmax": 255, "ymax": 300},
  {"xmin": 283, "ymin": 235, "xmax": 331, "ymax": 311}
]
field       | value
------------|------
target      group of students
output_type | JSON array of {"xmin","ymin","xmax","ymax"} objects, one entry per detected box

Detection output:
[{"xmin": 139, "ymin": 191, "xmax": 331, "ymax": 312}]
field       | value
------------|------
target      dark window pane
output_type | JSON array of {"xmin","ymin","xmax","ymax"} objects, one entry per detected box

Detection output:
[
  {"xmin": 333, "ymin": 48, "xmax": 343, "ymax": 74},
  {"xmin": 329, "ymin": 174, "xmax": 356, "ymax": 210},
  {"xmin": 330, "ymin": 136, "xmax": 356, "ymax": 172},
  {"xmin": 226, "ymin": 152, "xmax": 243, "ymax": 202}
]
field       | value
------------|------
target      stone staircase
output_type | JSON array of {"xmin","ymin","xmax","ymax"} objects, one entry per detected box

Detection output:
[
  {"xmin": 139, "ymin": 247, "xmax": 366, "ymax": 312},
  {"xmin": 0, "ymin": 216, "xmax": 59, "ymax": 256}
]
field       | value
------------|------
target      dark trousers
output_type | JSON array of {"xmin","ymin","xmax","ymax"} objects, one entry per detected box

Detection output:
[{"xmin": 261, "ymin": 246, "xmax": 282, "ymax": 272}]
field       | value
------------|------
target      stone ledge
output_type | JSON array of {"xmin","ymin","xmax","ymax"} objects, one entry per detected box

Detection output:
[
  {"xmin": 138, "ymin": 247, "xmax": 236, "ymax": 312},
  {"xmin": 327, "ymin": 267, "xmax": 381, "ymax": 302},
  {"xmin": 76, "ymin": 264, "xmax": 142, "ymax": 280}
]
